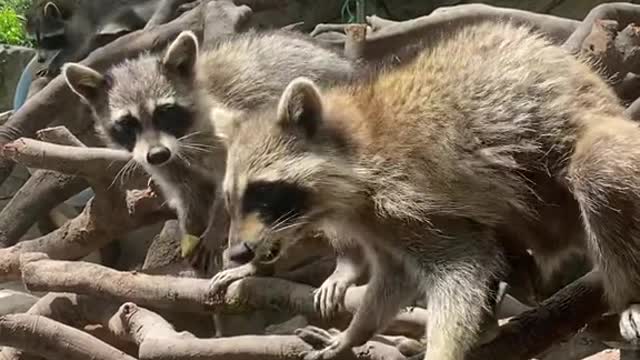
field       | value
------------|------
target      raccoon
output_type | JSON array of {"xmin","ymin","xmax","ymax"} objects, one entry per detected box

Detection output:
[
  {"xmin": 215, "ymin": 21, "xmax": 640, "ymax": 360},
  {"xmin": 25, "ymin": 0, "xmax": 167, "ymax": 76},
  {"xmin": 62, "ymin": 29, "xmax": 359, "ymax": 312}
]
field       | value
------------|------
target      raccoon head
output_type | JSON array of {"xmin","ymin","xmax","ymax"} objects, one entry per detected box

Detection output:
[
  {"xmin": 25, "ymin": 1, "xmax": 68, "ymax": 64},
  {"xmin": 63, "ymin": 31, "xmax": 204, "ymax": 169},
  {"xmin": 219, "ymin": 77, "xmax": 359, "ymax": 265}
]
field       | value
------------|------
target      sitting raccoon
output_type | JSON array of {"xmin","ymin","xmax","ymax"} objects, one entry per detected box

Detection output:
[{"xmin": 214, "ymin": 21, "xmax": 640, "ymax": 360}]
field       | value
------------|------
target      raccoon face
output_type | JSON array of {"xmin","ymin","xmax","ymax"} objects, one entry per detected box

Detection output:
[
  {"xmin": 63, "ymin": 31, "xmax": 202, "ymax": 168},
  {"xmin": 224, "ymin": 179, "xmax": 314, "ymax": 265},
  {"xmin": 25, "ymin": 2, "xmax": 68, "ymax": 63},
  {"xmin": 220, "ymin": 77, "xmax": 329, "ymax": 265}
]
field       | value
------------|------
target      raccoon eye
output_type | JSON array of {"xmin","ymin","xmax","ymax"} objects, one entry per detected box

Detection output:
[
  {"xmin": 39, "ymin": 34, "xmax": 67, "ymax": 50},
  {"xmin": 243, "ymin": 181, "xmax": 310, "ymax": 225},
  {"xmin": 153, "ymin": 104, "xmax": 193, "ymax": 139},
  {"xmin": 109, "ymin": 115, "xmax": 140, "ymax": 152}
]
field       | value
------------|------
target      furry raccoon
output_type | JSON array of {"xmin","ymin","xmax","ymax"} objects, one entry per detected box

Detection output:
[
  {"xmin": 25, "ymin": 0, "xmax": 165, "ymax": 76},
  {"xmin": 215, "ymin": 21, "xmax": 640, "ymax": 360}
]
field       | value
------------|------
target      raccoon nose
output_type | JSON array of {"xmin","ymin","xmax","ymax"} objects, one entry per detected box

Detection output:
[
  {"xmin": 228, "ymin": 242, "xmax": 255, "ymax": 264},
  {"xmin": 146, "ymin": 146, "xmax": 171, "ymax": 165}
]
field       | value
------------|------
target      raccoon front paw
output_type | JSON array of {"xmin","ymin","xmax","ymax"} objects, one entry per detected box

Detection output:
[
  {"xmin": 208, "ymin": 263, "xmax": 256, "ymax": 297},
  {"xmin": 620, "ymin": 304, "xmax": 640, "ymax": 342},
  {"xmin": 296, "ymin": 326, "xmax": 350, "ymax": 360},
  {"xmin": 313, "ymin": 276, "xmax": 351, "ymax": 319}
]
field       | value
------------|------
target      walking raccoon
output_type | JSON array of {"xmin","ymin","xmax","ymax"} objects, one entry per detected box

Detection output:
[{"xmin": 214, "ymin": 21, "xmax": 640, "ymax": 359}]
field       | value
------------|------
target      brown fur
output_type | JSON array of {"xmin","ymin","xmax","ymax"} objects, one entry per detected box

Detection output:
[{"xmin": 218, "ymin": 21, "xmax": 640, "ymax": 360}]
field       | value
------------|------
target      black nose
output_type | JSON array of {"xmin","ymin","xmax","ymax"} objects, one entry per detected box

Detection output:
[
  {"xmin": 146, "ymin": 146, "xmax": 171, "ymax": 165},
  {"xmin": 228, "ymin": 242, "xmax": 255, "ymax": 264}
]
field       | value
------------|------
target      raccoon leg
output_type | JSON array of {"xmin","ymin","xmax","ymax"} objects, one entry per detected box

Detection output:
[
  {"xmin": 314, "ymin": 246, "xmax": 367, "ymax": 319},
  {"xmin": 421, "ymin": 227, "xmax": 505, "ymax": 360},
  {"xmin": 299, "ymin": 244, "xmax": 418, "ymax": 360},
  {"xmin": 620, "ymin": 304, "xmax": 640, "ymax": 341},
  {"xmin": 568, "ymin": 120, "xmax": 640, "ymax": 314}
]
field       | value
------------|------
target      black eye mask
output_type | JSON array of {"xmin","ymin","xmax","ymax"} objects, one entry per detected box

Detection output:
[
  {"xmin": 153, "ymin": 104, "xmax": 194, "ymax": 139},
  {"xmin": 108, "ymin": 115, "xmax": 140, "ymax": 152},
  {"xmin": 243, "ymin": 180, "xmax": 311, "ymax": 225}
]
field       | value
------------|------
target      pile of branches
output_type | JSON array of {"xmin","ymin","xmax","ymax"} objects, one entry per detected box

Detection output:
[{"xmin": 1, "ymin": 1, "xmax": 640, "ymax": 359}]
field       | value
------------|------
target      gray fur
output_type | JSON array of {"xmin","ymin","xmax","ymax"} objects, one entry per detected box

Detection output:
[
  {"xmin": 219, "ymin": 21, "xmax": 639, "ymax": 360},
  {"xmin": 26, "ymin": 0, "xmax": 162, "ymax": 75}
]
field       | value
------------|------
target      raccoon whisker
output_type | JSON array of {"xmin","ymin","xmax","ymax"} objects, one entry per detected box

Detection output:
[
  {"xmin": 271, "ymin": 220, "xmax": 309, "ymax": 234},
  {"xmin": 179, "ymin": 142, "xmax": 219, "ymax": 152},
  {"xmin": 179, "ymin": 145, "xmax": 209, "ymax": 154},
  {"xmin": 174, "ymin": 151, "xmax": 192, "ymax": 167},
  {"xmin": 109, "ymin": 158, "xmax": 136, "ymax": 189},
  {"xmin": 177, "ymin": 131, "xmax": 206, "ymax": 141},
  {"xmin": 270, "ymin": 214, "xmax": 310, "ymax": 234},
  {"xmin": 267, "ymin": 211, "xmax": 296, "ymax": 233},
  {"xmin": 122, "ymin": 159, "xmax": 140, "ymax": 185}
]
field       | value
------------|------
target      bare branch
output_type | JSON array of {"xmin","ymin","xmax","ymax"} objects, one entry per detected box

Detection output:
[
  {"xmin": 317, "ymin": 3, "xmax": 579, "ymax": 60},
  {"xmin": 0, "ymin": 183, "xmax": 171, "ymax": 282},
  {"xmin": 344, "ymin": 24, "xmax": 368, "ymax": 60},
  {"xmin": 36, "ymin": 126, "xmax": 85, "ymax": 147},
  {"xmin": 470, "ymin": 271, "xmax": 607, "ymax": 360},
  {"xmin": 117, "ymin": 302, "xmax": 405, "ymax": 360},
  {"xmin": 1, "ymin": 139, "xmax": 130, "ymax": 180},
  {"xmin": 19, "ymin": 256, "xmax": 426, "ymax": 337},
  {"xmin": 563, "ymin": 2, "xmax": 640, "ymax": 53},
  {"xmin": 578, "ymin": 20, "xmax": 640, "ymax": 86},
  {"xmin": 0, "ymin": 314, "xmax": 136, "ymax": 360},
  {"xmin": 0, "ymin": 171, "xmax": 88, "ymax": 248}
]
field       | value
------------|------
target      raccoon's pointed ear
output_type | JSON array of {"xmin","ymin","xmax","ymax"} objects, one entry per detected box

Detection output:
[
  {"xmin": 44, "ymin": 2, "xmax": 62, "ymax": 19},
  {"xmin": 277, "ymin": 77, "xmax": 323, "ymax": 138},
  {"xmin": 163, "ymin": 31, "xmax": 199, "ymax": 78},
  {"xmin": 63, "ymin": 63, "xmax": 108, "ymax": 104}
]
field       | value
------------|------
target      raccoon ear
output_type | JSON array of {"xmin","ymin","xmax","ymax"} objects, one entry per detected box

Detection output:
[
  {"xmin": 163, "ymin": 31, "xmax": 199, "ymax": 78},
  {"xmin": 44, "ymin": 2, "xmax": 62, "ymax": 19},
  {"xmin": 63, "ymin": 63, "xmax": 108, "ymax": 104},
  {"xmin": 277, "ymin": 77, "xmax": 323, "ymax": 138}
]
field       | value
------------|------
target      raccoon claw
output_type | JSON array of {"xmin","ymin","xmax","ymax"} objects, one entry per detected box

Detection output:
[
  {"xmin": 620, "ymin": 304, "xmax": 640, "ymax": 342},
  {"xmin": 208, "ymin": 263, "xmax": 256, "ymax": 297},
  {"xmin": 313, "ymin": 277, "xmax": 350, "ymax": 319},
  {"xmin": 296, "ymin": 326, "xmax": 347, "ymax": 360}
]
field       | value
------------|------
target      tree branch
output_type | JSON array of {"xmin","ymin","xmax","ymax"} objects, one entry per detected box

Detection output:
[
  {"xmin": 19, "ymin": 256, "xmax": 425, "ymax": 338},
  {"xmin": 0, "ymin": 181, "xmax": 171, "ymax": 282},
  {"xmin": 469, "ymin": 271, "xmax": 607, "ymax": 360},
  {"xmin": 116, "ymin": 302, "xmax": 405, "ymax": 360},
  {"xmin": 563, "ymin": 2, "xmax": 640, "ymax": 53},
  {"xmin": 316, "ymin": 4, "xmax": 580, "ymax": 60},
  {"xmin": 1, "ymin": 139, "xmax": 130, "ymax": 180},
  {"xmin": 0, "ymin": 314, "xmax": 136, "ymax": 360}
]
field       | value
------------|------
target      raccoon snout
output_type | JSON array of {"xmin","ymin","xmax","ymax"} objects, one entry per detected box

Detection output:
[
  {"xmin": 146, "ymin": 146, "xmax": 171, "ymax": 165},
  {"xmin": 228, "ymin": 242, "xmax": 255, "ymax": 264}
]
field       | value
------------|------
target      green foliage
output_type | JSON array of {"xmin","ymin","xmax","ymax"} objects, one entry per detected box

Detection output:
[
  {"xmin": 0, "ymin": 0, "xmax": 31, "ymax": 46},
  {"xmin": 3, "ymin": 0, "xmax": 31, "ymax": 15}
]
